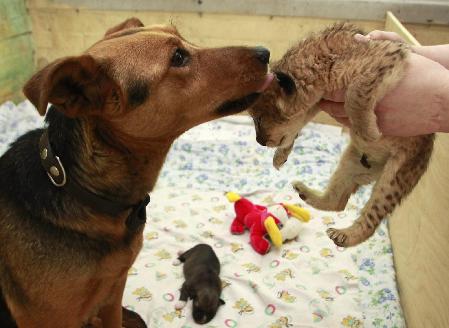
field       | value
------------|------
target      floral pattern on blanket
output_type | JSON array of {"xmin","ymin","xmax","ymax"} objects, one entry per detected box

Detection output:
[
  {"xmin": 0, "ymin": 101, "xmax": 404, "ymax": 327},
  {"xmin": 125, "ymin": 189, "xmax": 403, "ymax": 327}
]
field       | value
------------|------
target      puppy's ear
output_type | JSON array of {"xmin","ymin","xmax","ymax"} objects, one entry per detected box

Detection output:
[
  {"xmin": 275, "ymin": 72, "xmax": 296, "ymax": 96},
  {"xmin": 105, "ymin": 17, "xmax": 144, "ymax": 36},
  {"xmin": 23, "ymin": 55, "xmax": 122, "ymax": 117},
  {"xmin": 219, "ymin": 299, "xmax": 226, "ymax": 305}
]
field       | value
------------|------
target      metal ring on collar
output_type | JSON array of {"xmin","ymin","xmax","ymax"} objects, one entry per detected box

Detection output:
[{"xmin": 47, "ymin": 155, "xmax": 67, "ymax": 187}]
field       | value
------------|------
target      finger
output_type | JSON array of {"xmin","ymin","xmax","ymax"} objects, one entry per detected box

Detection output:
[
  {"xmin": 322, "ymin": 90, "xmax": 345, "ymax": 102},
  {"xmin": 354, "ymin": 33, "xmax": 370, "ymax": 43},
  {"xmin": 367, "ymin": 30, "xmax": 404, "ymax": 43},
  {"xmin": 319, "ymin": 100, "xmax": 347, "ymax": 117}
]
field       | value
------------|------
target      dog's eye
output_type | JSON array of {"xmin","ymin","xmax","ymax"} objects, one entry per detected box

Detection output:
[{"xmin": 171, "ymin": 48, "xmax": 190, "ymax": 67}]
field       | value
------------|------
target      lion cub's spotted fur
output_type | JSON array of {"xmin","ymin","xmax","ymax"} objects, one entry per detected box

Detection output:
[{"xmin": 249, "ymin": 23, "xmax": 434, "ymax": 247}]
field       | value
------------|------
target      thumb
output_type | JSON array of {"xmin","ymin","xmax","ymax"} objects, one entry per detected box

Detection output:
[{"xmin": 354, "ymin": 33, "xmax": 371, "ymax": 43}]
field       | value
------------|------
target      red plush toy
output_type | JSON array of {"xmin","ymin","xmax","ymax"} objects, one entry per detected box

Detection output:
[
  {"xmin": 226, "ymin": 192, "xmax": 311, "ymax": 255},
  {"xmin": 227, "ymin": 192, "xmax": 281, "ymax": 255}
]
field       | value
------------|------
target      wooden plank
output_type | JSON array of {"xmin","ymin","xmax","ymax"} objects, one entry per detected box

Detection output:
[
  {"xmin": 386, "ymin": 11, "xmax": 449, "ymax": 328},
  {"xmin": 389, "ymin": 134, "xmax": 449, "ymax": 328},
  {"xmin": 26, "ymin": 7, "xmax": 383, "ymax": 63},
  {"xmin": 385, "ymin": 11, "xmax": 421, "ymax": 46},
  {"xmin": 403, "ymin": 22, "xmax": 449, "ymax": 46}
]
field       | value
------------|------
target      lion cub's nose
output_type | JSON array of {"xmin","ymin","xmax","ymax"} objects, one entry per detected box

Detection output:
[
  {"xmin": 256, "ymin": 134, "xmax": 267, "ymax": 146},
  {"xmin": 254, "ymin": 46, "xmax": 270, "ymax": 65}
]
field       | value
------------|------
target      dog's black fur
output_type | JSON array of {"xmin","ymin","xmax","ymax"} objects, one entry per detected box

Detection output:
[
  {"xmin": 0, "ymin": 288, "xmax": 16, "ymax": 328},
  {"xmin": 0, "ymin": 107, "xmax": 144, "ymax": 326},
  {"xmin": 177, "ymin": 244, "xmax": 224, "ymax": 324}
]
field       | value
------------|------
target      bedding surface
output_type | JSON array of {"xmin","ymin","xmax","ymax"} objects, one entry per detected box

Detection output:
[{"xmin": 0, "ymin": 101, "xmax": 404, "ymax": 327}]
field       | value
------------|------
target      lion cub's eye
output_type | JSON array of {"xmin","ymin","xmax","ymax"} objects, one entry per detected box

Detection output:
[{"xmin": 171, "ymin": 48, "xmax": 190, "ymax": 67}]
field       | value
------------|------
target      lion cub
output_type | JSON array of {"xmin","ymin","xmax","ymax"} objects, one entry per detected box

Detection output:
[{"xmin": 249, "ymin": 23, "xmax": 434, "ymax": 247}]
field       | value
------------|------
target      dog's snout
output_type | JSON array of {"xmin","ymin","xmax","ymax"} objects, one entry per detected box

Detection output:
[
  {"xmin": 254, "ymin": 46, "xmax": 270, "ymax": 65},
  {"xmin": 256, "ymin": 134, "xmax": 267, "ymax": 146}
]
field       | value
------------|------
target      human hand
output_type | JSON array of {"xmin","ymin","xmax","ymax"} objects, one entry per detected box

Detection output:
[
  {"xmin": 354, "ymin": 30, "xmax": 405, "ymax": 43},
  {"xmin": 320, "ymin": 52, "xmax": 449, "ymax": 136},
  {"xmin": 355, "ymin": 30, "xmax": 449, "ymax": 70}
]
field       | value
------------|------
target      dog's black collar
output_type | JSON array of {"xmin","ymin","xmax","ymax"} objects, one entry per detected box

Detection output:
[{"xmin": 38, "ymin": 129, "xmax": 150, "ymax": 230}]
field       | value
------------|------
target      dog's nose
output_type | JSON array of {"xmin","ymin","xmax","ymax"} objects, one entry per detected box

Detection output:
[
  {"xmin": 256, "ymin": 135, "xmax": 267, "ymax": 146},
  {"xmin": 254, "ymin": 46, "xmax": 270, "ymax": 65}
]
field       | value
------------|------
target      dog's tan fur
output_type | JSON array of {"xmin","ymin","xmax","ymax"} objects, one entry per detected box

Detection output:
[
  {"xmin": 1, "ymin": 18, "xmax": 270, "ymax": 327},
  {"xmin": 249, "ymin": 23, "xmax": 434, "ymax": 247}
]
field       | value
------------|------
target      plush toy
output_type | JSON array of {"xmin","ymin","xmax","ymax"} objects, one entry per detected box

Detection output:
[{"xmin": 226, "ymin": 192, "xmax": 310, "ymax": 254}]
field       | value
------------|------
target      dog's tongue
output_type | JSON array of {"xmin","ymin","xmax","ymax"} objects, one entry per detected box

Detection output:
[{"xmin": 258, "ymin": 73, "xmax": 275, "ymax": 92}]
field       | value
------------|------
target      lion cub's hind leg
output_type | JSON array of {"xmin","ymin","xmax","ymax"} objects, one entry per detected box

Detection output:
[
  {"xmin": 327, "ymin": 151, "xmax": 414, "ymax": 247},
  {"xmin": 345, "ymin": 46, "xmax": 407, "ymax": 143},
  {"xmin": 344, "ymin": 83, "xmax": 382, "ymax": 143}
]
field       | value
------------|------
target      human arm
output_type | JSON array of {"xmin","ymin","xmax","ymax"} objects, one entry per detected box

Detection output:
[
  {"xmin": 320, "ymin": 35, "xmax": 449, "ymax": 136},
  {"xmin": 355, "ymin": 30, "xmax": 449, "ymax": 69}
]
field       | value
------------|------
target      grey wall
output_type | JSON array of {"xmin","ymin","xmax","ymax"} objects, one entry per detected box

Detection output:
[{"xmin": 55, "ymin": 0, "xmax": 449, "ymax": 25}]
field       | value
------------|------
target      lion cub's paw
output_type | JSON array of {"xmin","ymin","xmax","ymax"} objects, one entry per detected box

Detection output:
[
  {"xmin": 326, "ymin": 228, "xmax": 362, "ymax": 247},
  {"xmin": 352, "ymin": 123, "xmax": 382, "ymax": 143},
  {"xmin": 273, "ymin": 147, "xmax": 291, "ymax": 170},
  {"xmin": 292, "ymin": 180, "xmax": 310, "ymax": 201}
]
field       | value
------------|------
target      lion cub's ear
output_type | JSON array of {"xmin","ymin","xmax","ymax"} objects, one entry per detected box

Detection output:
[
  {"xmin": 275, "ymin": 72, "xmax": 296, "ymax": 96},
  {"xmin": 273, "ymin": 71, "xmax": 299, "ymax": 119}
]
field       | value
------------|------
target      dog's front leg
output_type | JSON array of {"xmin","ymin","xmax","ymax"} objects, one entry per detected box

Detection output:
[{"xmin": 98, "ymin": 276, "xmax": 126, "ymax": 328}]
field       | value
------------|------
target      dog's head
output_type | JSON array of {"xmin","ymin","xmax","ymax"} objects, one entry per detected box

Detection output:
[
  {"xmin": 23, "ymin": 18, "xmax": 273, "ymax": 152},
  {"xmin": 192, "ymin": 287, "xmax": 225, "ymax": 324},
  {"xmin": 248, "ymin": 70, "xmax": 308, "ymax": 148}
]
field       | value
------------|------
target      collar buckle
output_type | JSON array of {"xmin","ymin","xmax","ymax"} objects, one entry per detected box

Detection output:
[
  {"xmin": 46, "ymin": 155, "xmax": 67, "ymax": 187},
  {"xmin": 39, "ymin": 130, "xmax": 67, "ymax": 187},
  {"xmin": 38, "ymin": 128, "xmax": 150, "ymax": 227}
]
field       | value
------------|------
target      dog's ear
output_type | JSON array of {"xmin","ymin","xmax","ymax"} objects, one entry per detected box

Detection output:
[
  {"xmin": 23, "ymin": 55, "xmax": 122, "ymax": 117},
  {"xmin": 275, "ymin": 72, "xmax": 296, "ymax": 96},
  {"xmin": 219, "ymin": 299, "xmax": 226, "ymax": 305},
  {"xmin": 105, "ymin": 17, "xmax": 144, "ymax": 36}
]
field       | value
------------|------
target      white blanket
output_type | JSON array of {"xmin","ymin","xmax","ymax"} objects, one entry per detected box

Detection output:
[{"xmin": 0, "ymin": 101, "xmax": 405, "ymax": 327}]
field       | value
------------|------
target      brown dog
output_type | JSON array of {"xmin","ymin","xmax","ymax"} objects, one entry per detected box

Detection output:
[
  {"xmin": 0, "ymin": 18, "xmax": 272, "ymax": 327},
  {"xmin": 249, "ymin": 23, "xmax": 434, "ymax": 247}
]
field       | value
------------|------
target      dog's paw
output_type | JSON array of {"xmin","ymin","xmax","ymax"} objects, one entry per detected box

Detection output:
[
  {"xmin": 292, "ymin": 180, "xmax": 308, "ymax": 201},
  {"xmin": 175, "ymin": 300, "xmax": 187, "ymax": 310},
  {"xmin": 172, "ymin": 259, "xmax": 181, "ymax": 266}
]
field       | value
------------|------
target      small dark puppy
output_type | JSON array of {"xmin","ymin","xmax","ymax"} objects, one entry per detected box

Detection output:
[{"xmin": 173, "ymin": 244, "xmax": 225, "ymax": 324}]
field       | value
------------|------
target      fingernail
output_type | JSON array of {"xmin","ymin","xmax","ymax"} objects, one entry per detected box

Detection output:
[{"xmin": 354, "ymin": 34, "xmax": 369, "ymax": 43}]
